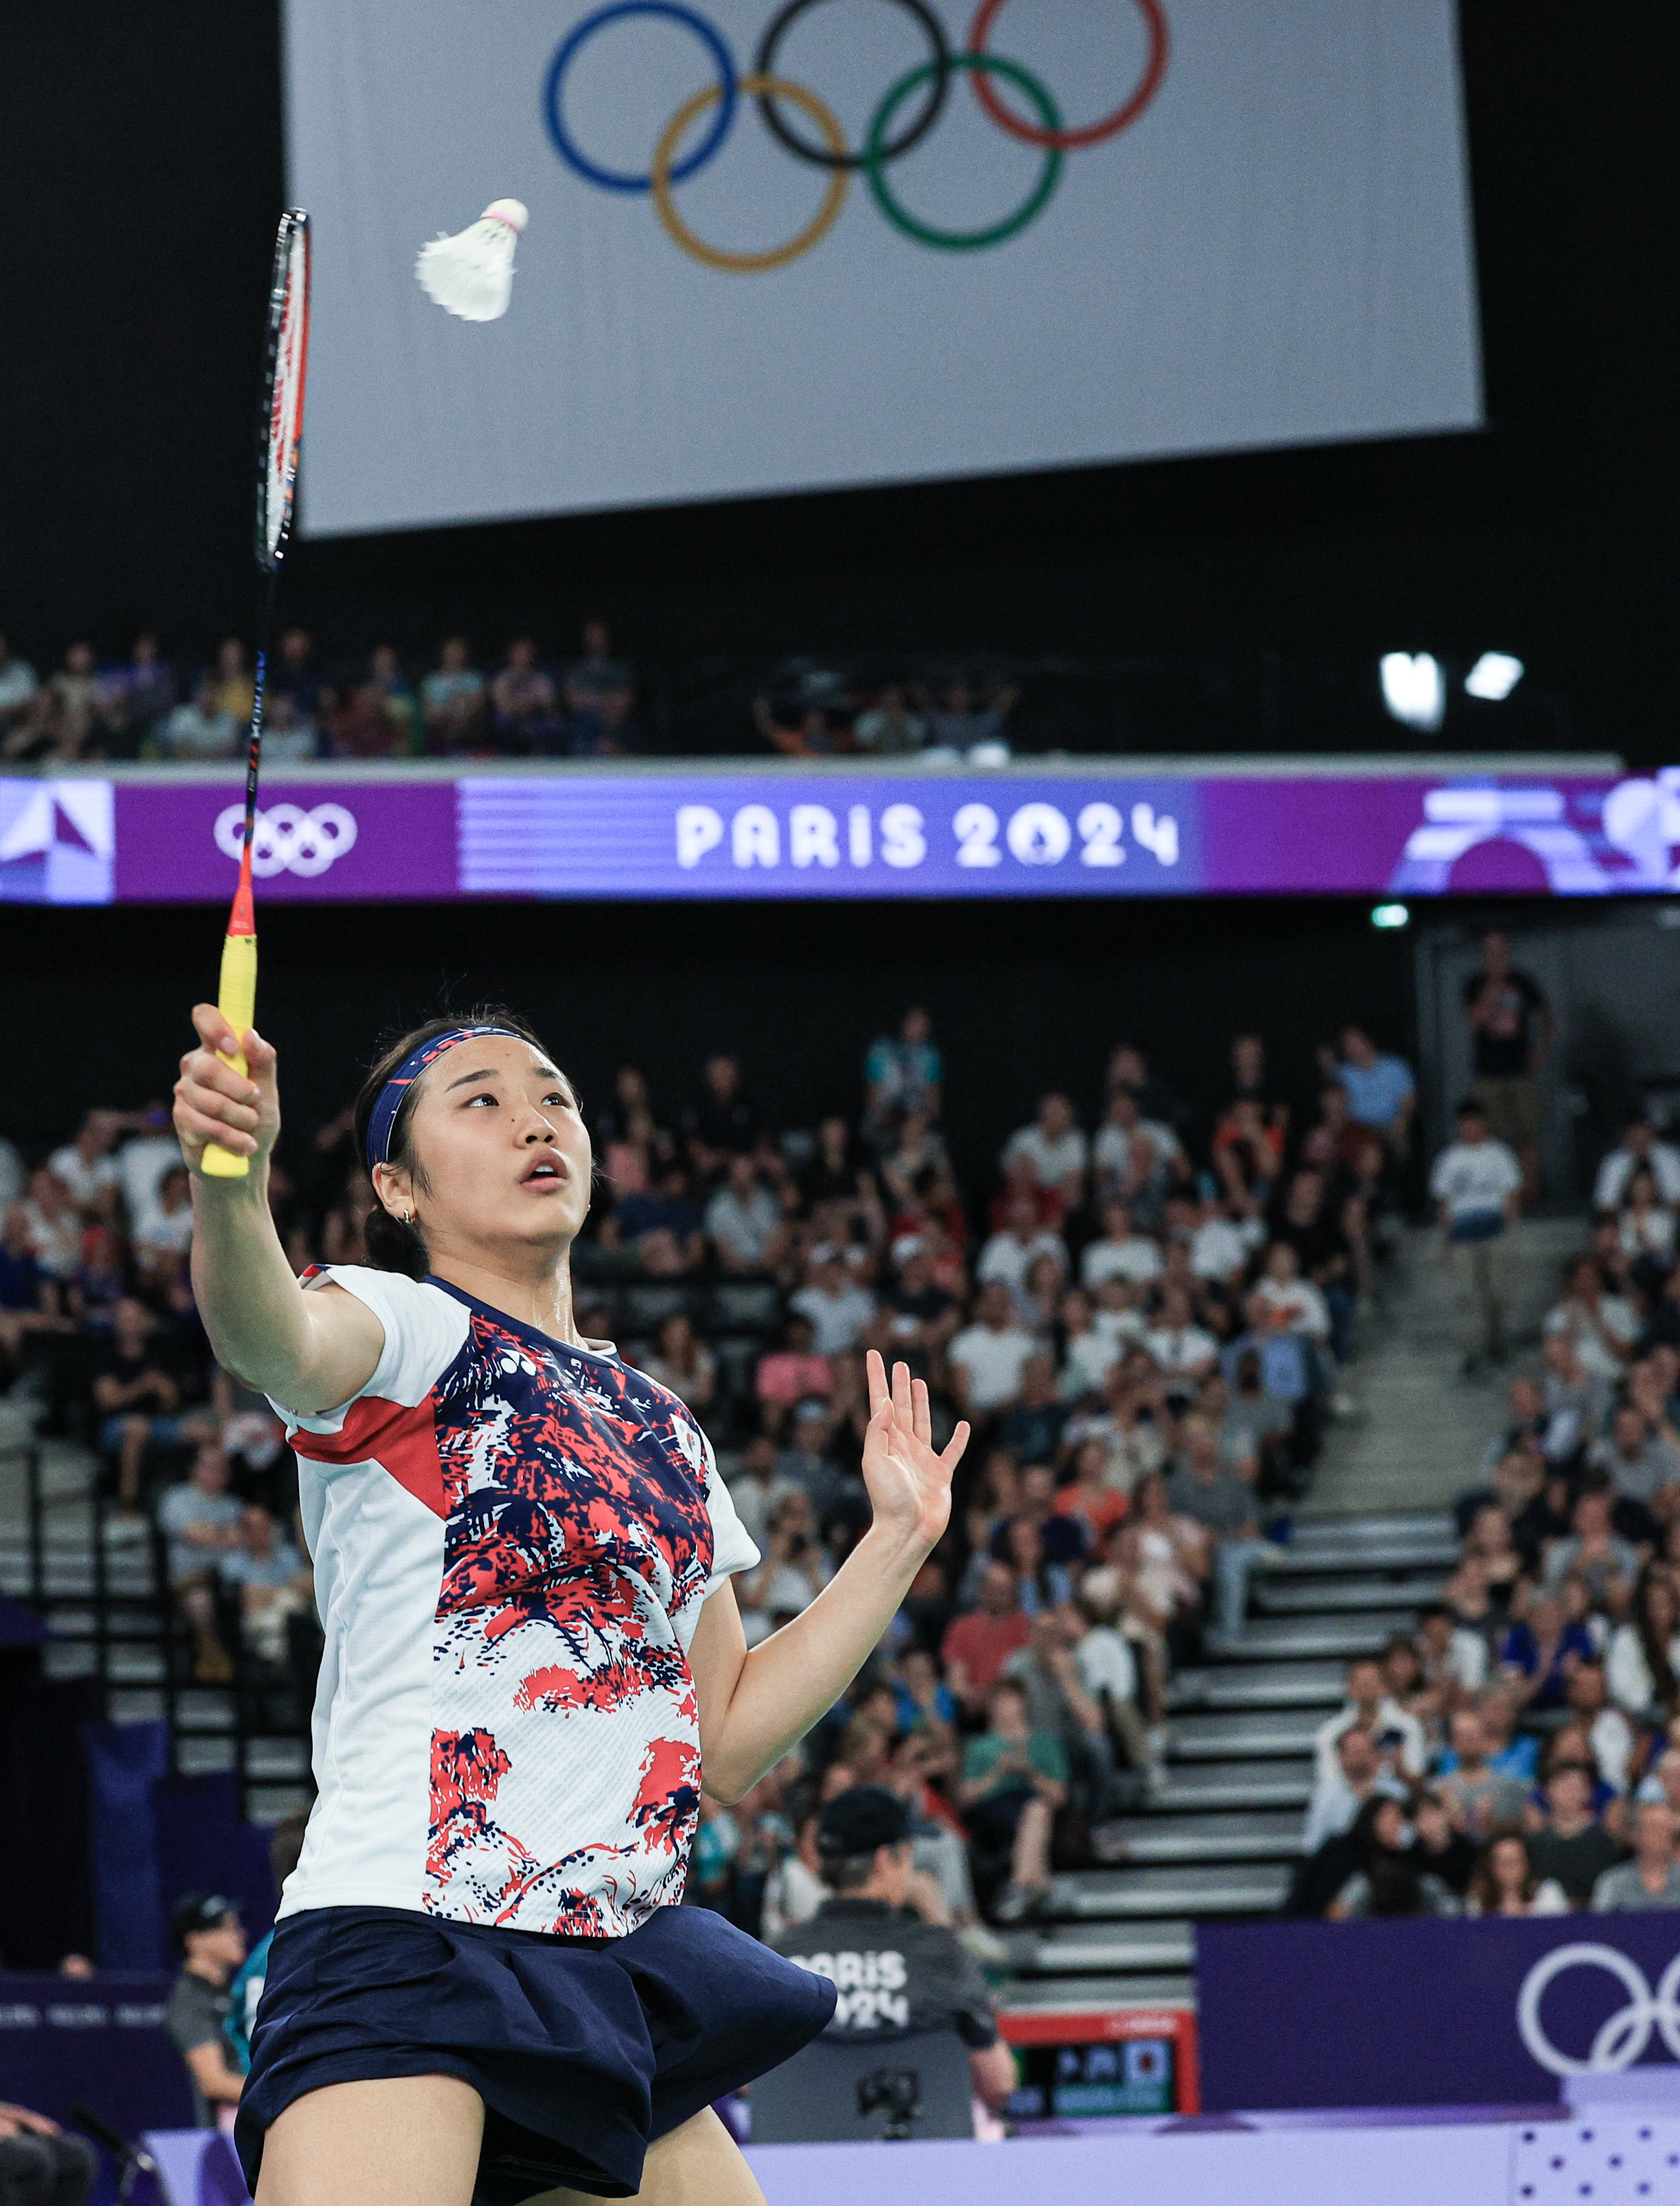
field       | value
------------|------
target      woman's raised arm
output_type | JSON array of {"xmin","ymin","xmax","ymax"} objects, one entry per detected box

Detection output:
[{"xmin": 177, "ymin": 1002, "xmax": 384, "ymax": 1414}]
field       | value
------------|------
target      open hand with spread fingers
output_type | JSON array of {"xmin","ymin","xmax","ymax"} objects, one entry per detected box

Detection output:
[{"xmin": 860, "ymin": 1348, "xmax": 970, "ymax": 1557}]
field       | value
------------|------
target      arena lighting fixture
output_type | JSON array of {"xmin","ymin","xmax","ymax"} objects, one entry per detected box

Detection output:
[
  {"xmin": 1370, "ymin": 903, "xmax": 1410, "ymax": 929},
  {"xmin": 1379, "ymin": 652, "xmax": 1446, "ymax": 732},
  {"xmin": 1465, "ymin": 652, "xmax": 1525, "ymax": 700}
]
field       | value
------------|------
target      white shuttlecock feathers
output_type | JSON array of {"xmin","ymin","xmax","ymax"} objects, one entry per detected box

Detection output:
[{"xmin": 416, "ymin": 198, "xmax": 528, "ymax": 322}]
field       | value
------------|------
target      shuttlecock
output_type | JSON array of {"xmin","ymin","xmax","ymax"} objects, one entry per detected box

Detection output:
[{"xmin": 416, "ymin": 198, "xmax": 528, "ymax": 322}]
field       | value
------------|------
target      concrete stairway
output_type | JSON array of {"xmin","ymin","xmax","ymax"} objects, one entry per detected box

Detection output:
[{"xmin": 1001, "ymin": 1510, "xmax": 1459, "ymax": 2015}]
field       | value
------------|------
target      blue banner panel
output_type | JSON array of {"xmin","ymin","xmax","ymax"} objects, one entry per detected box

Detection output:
[{"xmin": 1198, "ymin": 1917, "xmax": 1680, "ymax": 2110}]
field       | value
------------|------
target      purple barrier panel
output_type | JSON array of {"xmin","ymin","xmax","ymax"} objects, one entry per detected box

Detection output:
[
  {"xmin": 1198, "ymin": 1917, "xmax": 1680, "ymax": 2110},
  {"xmin": 112, "ymin": 779, "xmax": 457, "ymax": 902},
  {"xmin": 0, "ymin": 1970, "xmax": 193, "ymax": 2133}
]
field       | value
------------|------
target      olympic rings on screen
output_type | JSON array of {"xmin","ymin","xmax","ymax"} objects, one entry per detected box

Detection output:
[
  {"xmin": 754, "ymin": 0, "xmax": 950, "ymax": 171},
  {"xmin": 214, "ymin": 802, "xmax": 360, "ymax": 879},
  {"xmin": 545, "ymin": 0, "xmax": 738, "ymax": 193},
  {"xmin": 866, "ymin": 53, "xmax": 1061, "ymax": 250},
  {"xmin": 652, "ymin": 74, "xmax": 850, "ymax": 269},
  {"xmin": 967, "ymin": 0, "xmax": 1168, "ymax": 151},
  {"xmin": 542, "ymin": 0, "xmax": 1169, "ymax": 266}
]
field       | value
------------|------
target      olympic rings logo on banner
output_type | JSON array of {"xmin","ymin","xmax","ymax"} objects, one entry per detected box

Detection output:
[
  {"xmin": 214, "ymin": 802, "xmax": 360, "ymax": 879},
  {"xmin": 1515, "ymin": 1944, "xmax": 1680, "ymax": 2077},
  {"xmin": 542, "ymin": 0, "xmax": 1168, "ymax": 270}
]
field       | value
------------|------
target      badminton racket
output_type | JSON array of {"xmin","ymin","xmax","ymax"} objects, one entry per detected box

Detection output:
[{"xmin": 202, "ymin": 207, "xmax": 311, "ymax": 1178}]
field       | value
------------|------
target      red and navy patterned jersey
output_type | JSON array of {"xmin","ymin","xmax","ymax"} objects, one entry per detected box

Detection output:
[{"xmin": 267, "ymin": 1267, "xmax": 757, "ymax": 1936}]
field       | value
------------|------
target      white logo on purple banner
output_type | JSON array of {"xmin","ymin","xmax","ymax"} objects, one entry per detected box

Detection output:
[
  {"xmin": 214, "ymin": 802, "xmax": 359, "ymax": 878},
  {"xmin": 1517, "ymin": 1944, "xmax": 1680, "ymax": 2075}
]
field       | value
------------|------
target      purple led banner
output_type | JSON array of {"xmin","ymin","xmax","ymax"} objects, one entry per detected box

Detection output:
[{"xmin": 5, "ymin": 766, "xmax": 1677, "ymax": 905}]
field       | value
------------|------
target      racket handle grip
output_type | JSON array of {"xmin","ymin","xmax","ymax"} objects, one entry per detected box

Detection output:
[{"xmin": 201, "ymin": 932, "xmax": 259, "ymax": 1181}]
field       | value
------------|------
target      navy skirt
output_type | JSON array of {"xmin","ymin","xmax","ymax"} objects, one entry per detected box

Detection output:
[{"xmin": 236, "ymin": 1903, "xmax": 836, "ymax": 2203}]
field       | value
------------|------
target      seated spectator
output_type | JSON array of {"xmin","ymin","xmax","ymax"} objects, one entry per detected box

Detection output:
[
  {"xmin": 1189, "ymin": 1196, "xmax": 1263, "ymax": 1295},
  {"xmin": 0, "ymin": 633, "xmax": 39, "ymax": 737},
  {"xmin": 1592, "ymin": 1800, "xmax": 1680, "ymax": 1910},
  {"xmin": 609, "ymin": 1163, "xmax": 704, "ymax": 1275},
  {"xmin": 1327, "ymin": 1795, "xmax": 1454, "ymax": 1918},
  {"xmin": 948, "ymin": 1281, "xmax": 1036, "ymax": 1423},
  {"xmin": 977, "ymin": 1195, "xmax": 1068, "ymax": 1308},
  {"xmin": 878, "ymin": 1246, "xmax": 959, "ymax": 1382},
  {"xmin": 157, "ymin": 1442, "xmax": 243, "ymax": 1680},
  {"xmin": 959, "ymin": 1678, "xmax": 1066, "ymax": 1922},
  {"xmin": 1501, "ymin": 1589, "xmax": 1594, "ymax": 1712},
  {"xmin": 1564, "ymin": 1659, "xmax": 1635, "ymax": 1794},
  {"xmin": 991, "ymin": 1461, "xmax": 1084, "ymax": 1568},
  {"xmin": 1080, "ymin": 1199, "xmax": 1163, "ymax": 1291},
  {"xmin": 996, "ymin": 1359, "xmax": 1067, "ymax": 1469},
  {"xmin": 46, "ymin": 1108, "xmax": 121, "ymax": 1214},
  {"xmin": 1252, "ymin": 1241, "xmax": 1332, "ymax": 1345},
  {"xmin": 638, "ymin": 1312, "xmax": 716, "ymax": 1416},
  {"xmin": 94, "ymin": 1296, "xmax": 212, "ymax": 1526},
  {"xmin": 774, "ymin": 1401, "xmax": 857, "ymax": 1526},
  {"xmin": 863, "ymin": 1006, "xmax": 944, "ymax": 1132},
  {"xmin": 1315, "ymin": 1655, "xmax": 1428, "ymax": 1788},
  {"xmin": 0, "ymin": 2102, "xmax": 96, "ymax": 2205},
  {"xmin": 490, "ymin": 636, "xmax": 560, "ymax": 751},
  {"xmin": 1589, "ymin": 1404, "xmax": 1680, "ymax": 1535},
  {"xmin": 1413, "ymin": 1599, "xmax": 1489, "ymax": 1702},
  {"xmin": 941, "ymin": 1562, "xmax": 1030, "ymax": 1718},
  {"xmin": 1606, "ymin": 1569, "xmax": 1680, "ymax": 1724},
  {"xmin": 154, "ymin": 674, "xmax": 240, "ymax": 761},
  {"xmin": 1063, "ymin": 1596, "xmax": 1153, "ymax": 1778},
  {"xmin": 164, "ymin": 1893, "xmax": 247, "ymax": 2124},
  {"xmin": 726, "ymin": 1434, "xmax": 802, "ymax": 1548},
  {"xmin": 1165, "ymin": 1414, "xmax": 1270, "ymax": 1640},
  {"xmin": 1618, "ymin": 1165, "xmax": 1678, "ymax": 1279},
  {"xmin": 1465, "ymin": 1833, "xmax": 1569, "ymax": 1917},
  {"xmin": 999, "ymin": 1518, "xmax": 1076, "ymax": 1617},
  {"xmin": 1091, "ymin": 1089, "xmax": 1184, "ymax": 1221},
  {"xmin": 260, "ymin": 690, "xmax": 318, "ymax": 762},
  {"xmin": 1543, "ymin": 1484, "xmax": 1640, "ymax": 1619},
  {"xmin": 1545, "ymin": 1255, "xmax": 1640, "ymax": 1384},
  {"xmin": 561, "ymin": 620, "xmax": 635, "ymax": 754},
  {"xmin": 736, "ymin": 1490, "xmax": 832, "ymax": 1645},
  {"xmin": 680, "ymin": 1054, "xmax": 760, "ymax": 1175},
  {"xmin": 705, "ymin": 1154, "xmax": 786, "ymax": 1274},
  {"xmin": 1144, "ymin": 1286, "xmax": 1219, "ymax": 1385},
  {"xmin": 1001, "ymin": 1095, "xmax": 1087, "ymax": 1216},
  {"xmin": 790, "ymin": 1247, "xmax": 875, "ymax": 1358},
  {"xmin": 1002, "ymin": 1610, "xmax": 1116, "ymax": 1802},
  {"xmin": 420, "ymin": 636, "xmax": 488, "ymax": 753},
  {"xmin": 1472, "ymin": 1684, "xmax": 1540, "ymax": 1783},
  {"xmin": 755, "ymin": 1316, "xmax": 833, "ymax": 1436},
  {"xmin": 1594, "ymin": 1114, "xmax": 1680, "ymax": 1211},
  {"xmin": 1056, "ymin": 1438, "xmax": 1130, "ymax": 1549},
  {"xmin": 219, "ymin": 1504, "xmax": 311, "ymax": 1667},
  {"xmin": 852, "ymin": 684, "xmax": 927, "ymax": 757},
  {"xmin": 1527, "ymin": 1760, "xmax": 1624, "ymax": 1904},
  {"xmin": 1302, "ymin": 1725, "xmax": 1408, "ymax": 1856},
  {"xmin": 1410, "ymin": 1787, "xmax": 1477, "ymax": 1899},
  {"xmin": 1323, "ymin": 1024, "xmax": 1416, "ymax": 1162},
  {"xmin": 133, "ymin": 1162, "xmax": 195, "ymax": 1285},
  {"xmin": 326, "ymin": 678, "xmax": 402, "ymax": 759}
]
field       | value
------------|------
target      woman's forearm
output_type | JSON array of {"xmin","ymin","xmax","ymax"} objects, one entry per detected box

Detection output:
[
  {"xmin": 702, "ymin": 1523, "xmax": 925, "ymax": 1802},
  {"xmin": 190, "ymin": 1169, "xmax": 319, "ymax": 1396}
]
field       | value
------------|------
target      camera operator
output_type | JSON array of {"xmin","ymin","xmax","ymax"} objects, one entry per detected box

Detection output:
[{"xmin": 768, "ymin": 1788, "xmax": 1017, "ymax": 2120}]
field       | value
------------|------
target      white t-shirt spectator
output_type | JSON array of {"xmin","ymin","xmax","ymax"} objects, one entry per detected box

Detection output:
[
  {"xmin": 1092, "ymin": 1119, "xmax": 1182, "ymax": 1191},
  {"xmin": 1253, "ymin": 1276, "xmax": 1332, "ymax": 1341},
  {"xmin": 133, "ymin": 1200, "xmax": 195, "ymax": 1262},
  {"xmin": 1607, "ymin": 1621, "xmax": 1680, "ymax": 1719},
  {"xmin": 1302, "ymin": 1767, "xmax": 1408, "ymax": 1856},
  {"xmin": 1314, "ymin": 1698, "xmax": 1426, "ymax": 1785},
  {"xmin": 1002, "ymin": 1123, "xmax": 1088, "ymax": 1192},
  {"xmin": 155, "ymin": 1482, "xmax": 244, "ymax": 1587},
  {"xmin": 703, "ymin": 1182, "xmax": 781, "ymax": 1268},
  {"xmin": 1081, "ymin": 1233, "xmax": 1163, "ymax": 1289},
  {"xmin": 976, "ymin": 1227, "xmax": 1068, "ymax": 1297},
  {"xmin": 948, "ymin": 1320, "xmax": 1036, "ymax": 1412},
  {"xmin": 119, "ymin": 1132, "xmax": 184, "ymax": 1220},
  {"xmin": 1595, "ymin": 1140, "xmax": 1680, "ymax": 1211},
  {"xmin": 1429, "ymin": 1137, "xmax": 1522, "ymax": 1224},
  {"xmin": 1545, "ymin": 1294, "xmax": 1641, "ymax": 1384},
  {"xmin": 1063, "ymin": 1328, "xmax": 1121, "ymax": 1398},
  {"xmin": 1619, "ymin": 1208, "xmax": 1678, "ymax": 1264},
  {"xmin": 1072, "ymin": 1624, "xmax": 1138, "ymax": 1709},
  {"xmin": 47, "ymin": 1143, "xmax": 119, "ymax": 1211},
  {"xmin": 789, "ymin": 1280, "xmax": 876, "ymax": 1357},
  {"xmin": 1191, "ymin": 1215, "xmax": 1260, "ymax": 1281},
  {"xmin": 1144, "ymin": 1321, "xmax": 1219, "ymax": 1377}
]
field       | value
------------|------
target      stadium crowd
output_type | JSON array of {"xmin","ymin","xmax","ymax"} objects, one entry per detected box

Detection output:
[
  {"xmin": 0, "ymin": 627, "xmax": 1025, "ymax": 764},
  {"xmin": 1, "ymin": 1005, "xmax": 1408, "ymax": 1940},
  {"xmin": 1291, "ymin": 1102, "xmax": 1680, "ymax": 1917}
]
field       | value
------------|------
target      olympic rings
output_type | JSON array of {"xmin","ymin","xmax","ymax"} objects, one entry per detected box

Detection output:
[
  {"xmin": 542, "ymin": 0, "xmax": 1168, "ymax": 264},
  {"xmin": 753, "ymin": 0, "xmax": 950, "ymax": 172},
  {"xmin": 652, "ymin": 73, "xmax": 850, "ymax": 272},
  {"xmin": 967, "ymin": 0, "xmax": 1168, "ymax": 150},
  {"xmin": 866, "ymin": 53, "xmax": 1061, "ymax": 251},
  {"xmin": 545, "ymin": 0, "xmax": 737, "ymax": 194},
  {"xmin": 214, "ymin": 802, "xmax": 359, "ymax": 879}
]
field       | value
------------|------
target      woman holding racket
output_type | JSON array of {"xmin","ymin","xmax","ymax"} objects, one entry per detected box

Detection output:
[{"xmin": 174, "ymin": 1001, "xmax": 969, "ymax": 2206}]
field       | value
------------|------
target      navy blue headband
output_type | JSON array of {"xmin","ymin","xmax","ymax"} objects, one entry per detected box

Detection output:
[{"xmin": 365, "ymin": 1026, "xmax": 523, "ymax": 1174}]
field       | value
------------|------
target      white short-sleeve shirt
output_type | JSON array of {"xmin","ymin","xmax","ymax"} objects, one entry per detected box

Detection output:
[{"xmin": 269, "ymin": 1266, "xmax": 757, "ymax": 1937}]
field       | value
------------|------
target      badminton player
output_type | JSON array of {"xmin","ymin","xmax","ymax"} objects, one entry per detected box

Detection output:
[{"xmin": 173, "ymin": 1002, "xmax": 969, "ymax": 2206}]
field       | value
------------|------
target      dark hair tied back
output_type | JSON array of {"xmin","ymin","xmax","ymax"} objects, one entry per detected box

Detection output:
[{"xmin": 352, "ymin": 1006, "xmax": 552, "ymax": 1279}]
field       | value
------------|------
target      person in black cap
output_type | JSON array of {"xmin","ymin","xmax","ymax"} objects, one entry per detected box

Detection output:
[
  {"xmin": 768, "ymin": 1787, "xmax": 1017, "ymax": 2116},
  {"xmin": 163, "ymin": 1892, "xmax": 247, "ymax": 2126}
]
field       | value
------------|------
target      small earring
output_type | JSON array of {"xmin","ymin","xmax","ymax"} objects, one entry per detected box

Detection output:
[{"xmin": 403, "ymin": 1212, "xmax": 415, "ymax": 1226}]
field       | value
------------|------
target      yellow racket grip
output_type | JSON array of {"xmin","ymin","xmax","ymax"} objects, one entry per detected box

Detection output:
[{"xmin": 201, "ymin": 931, "xmax": 259, "ymax": 1180}]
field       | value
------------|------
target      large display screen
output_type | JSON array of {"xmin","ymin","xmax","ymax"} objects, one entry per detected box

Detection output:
[
  {"xmin": 283, "ymin": 0, "xmax": 1481, "ymax": 536},
  {"xmin": 3, "ymin": 768, "xmax": 1673, "ymax": 906}
]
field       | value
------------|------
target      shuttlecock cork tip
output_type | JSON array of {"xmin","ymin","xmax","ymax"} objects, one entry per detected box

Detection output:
[{"xmin": 483, "ymin": 199, "xmax": 529, "ymax": 232}]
